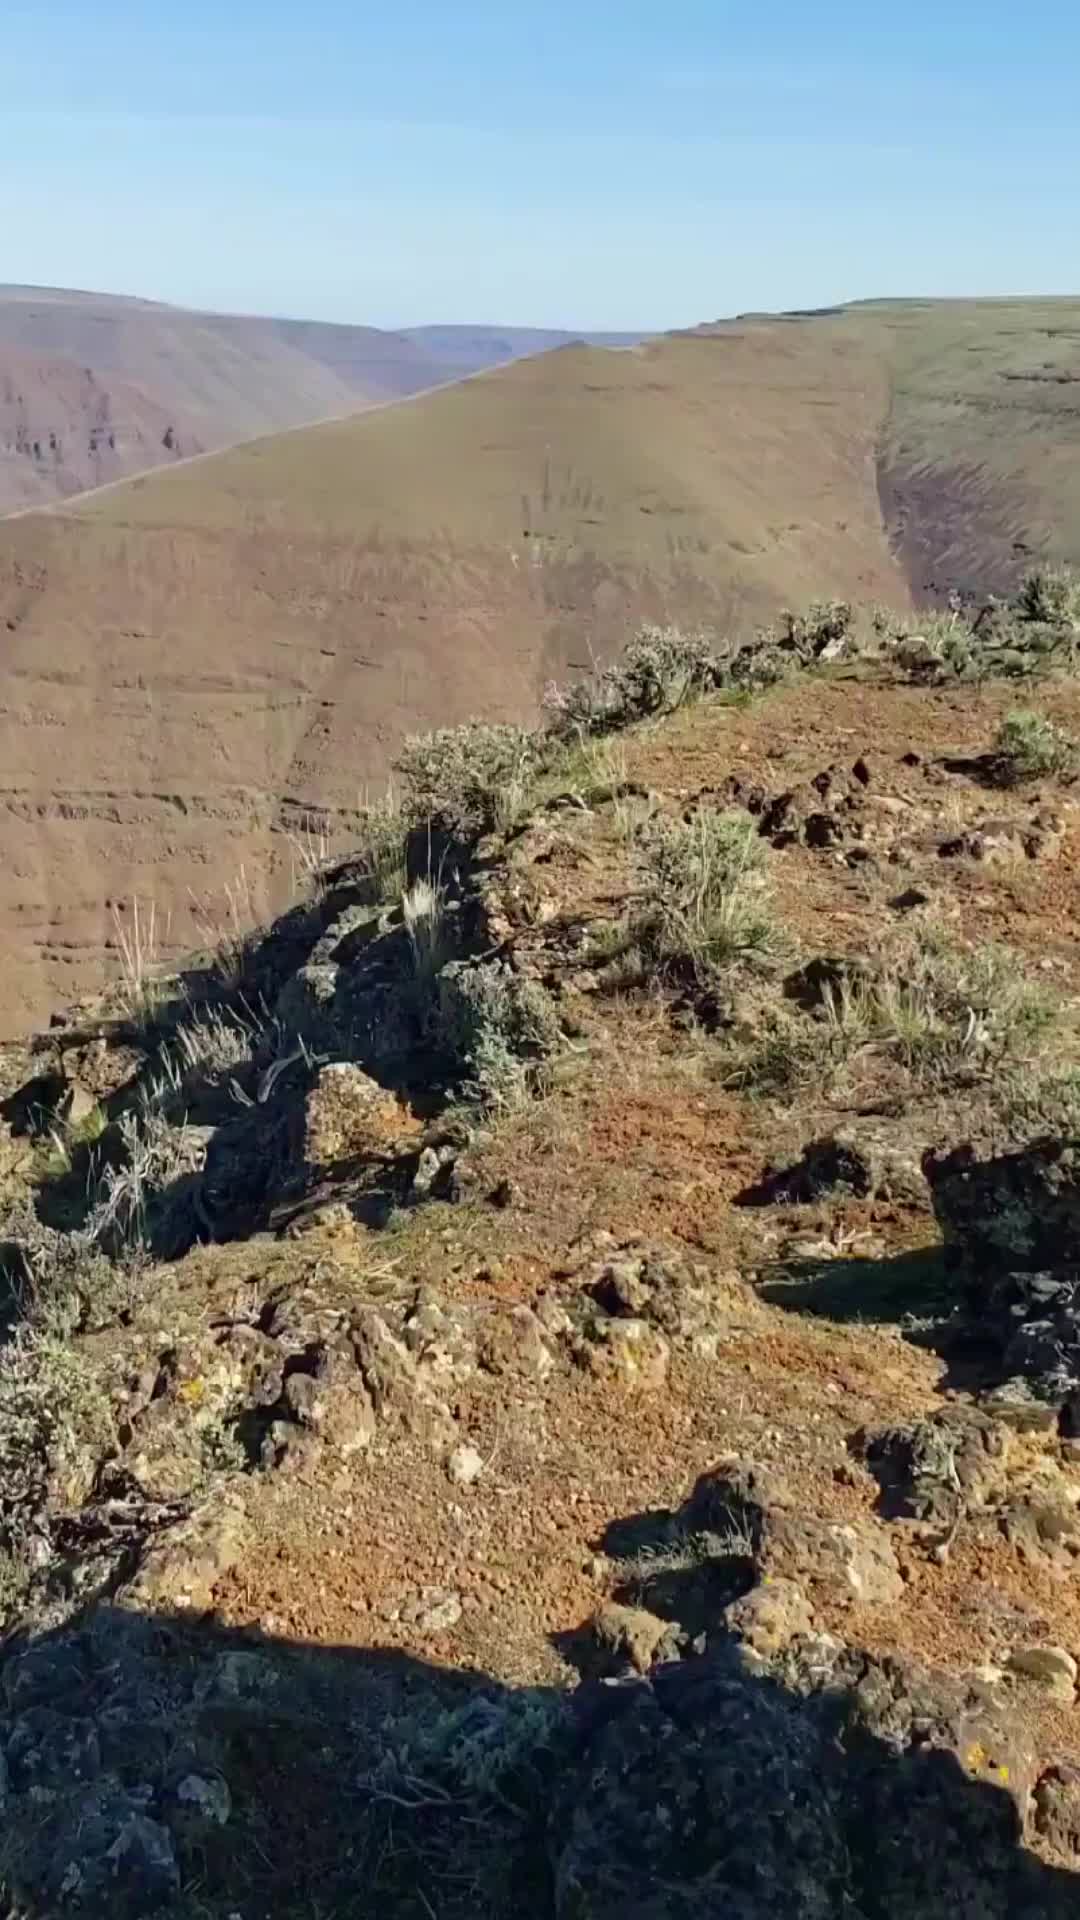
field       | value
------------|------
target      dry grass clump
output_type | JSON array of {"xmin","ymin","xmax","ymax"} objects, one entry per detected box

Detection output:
[
  {"xmin": 110, "ymin": 897, "xmax": 171, "ymax": 1026},
  {"xmin": 170, "ymin": 1003, "xmax": 259, "ymax": 1080},
  {"xmin": 351, "ymin": 787, "xmax": 409, "ymax": 901},
  {"xmin": 723, "ymin": 926, "xmax": 1060, "ymax": 1099},
  {"xmin": 642, "ymin": 809, "xmax": 786, "ymax": 985},
  {"xmin": 191, "ymin": 866, "xmax": 262, "ymax": 988},
  {"xmin": 841, "ymin": 932, "xmax": 1055, "ymax": 1087},
  {"xmin": 403, "ymin": 875, "xmax": 452, "ymax": 991}
]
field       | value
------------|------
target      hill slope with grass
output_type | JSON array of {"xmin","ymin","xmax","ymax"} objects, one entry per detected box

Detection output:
[
  {"xmin": 0, "ymin": 285, "xmax": 638, "ymax": 515},
  {"xmin": 0, "ymin": 320, "xmax": 906, "ymax": 1030},
  {"xmin": 2, "ymin": 296, "xmax": 1080, "ymax": 1031},
  {"xmin": 2, "ymin": 606, "xmax": 1080, "ymax": 1915}
]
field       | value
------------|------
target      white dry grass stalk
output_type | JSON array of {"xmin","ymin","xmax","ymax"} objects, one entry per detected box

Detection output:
[
  {"xmin": 110, "ymin": 898, "xmax": 169, "ymax": 1025},
  {"xmin": 191, "ymin": 866, "xmax": 260, "ymax": 986},
  {"xmin": 287, "ymin": 811, "xmax": 333, "ymax": 894},
  {"xmin": 403, "ymin": 875, "xmax": 449, "ymax": 986}
]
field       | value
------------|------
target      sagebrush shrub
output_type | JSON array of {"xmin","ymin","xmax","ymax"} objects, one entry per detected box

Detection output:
[
  {"xmin": 777, "ymin": 599, "xmax": 855, "ymax": 657},
  {"xmin": 994, "ymin": 1064, "xmax": 1080, "ymax": 1142},
  {"xmin": 437, "ymin": 959, "xmax": 561, "ymax": 1109},
  {"xmin": 0, "ymin": 1324, "xmax": 114, "ymax": 1619},
  {"xmin": 994, "ymin": 709, "xmax": 1076, "ymax": 781},
  {"xmin": 396, "ymin": 723, "xmax": 538, "ymax": 836},
  {"xmin": 1015, "ymin": 565, "xmax": 1080, "ymax": 630},
  {"xmin": 544, "ymin": 624, "xmax": 719, "ymax": 738}
]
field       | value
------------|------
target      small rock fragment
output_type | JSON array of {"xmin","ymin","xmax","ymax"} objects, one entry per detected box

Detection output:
[
  {"xmin": 591, "ymin": 1600, "xmax": 673, "ymax": 1673},
  {"xmin": 725, "ymin": 1578, "xmax": 814, "ymax": 1657},
  {"xmin": 1008, "ymin": 1645, "xmax": 1078, "ymax": 1698},
  {"xmin": 403, "ymin": 1588, "xmax": 463, "ymax": 1634},
  {"xmin": 447, "ymin": 1443, "xmax": 484, "ymax": 1487},
  {"xmin": 175, "ymin": 1772, "xmax": 231, "ymax": 1827}
]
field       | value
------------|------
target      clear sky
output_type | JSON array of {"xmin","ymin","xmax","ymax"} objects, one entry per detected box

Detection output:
[{"xmin": 3, "ymin": 1, "xmax": 1078, "ymax": 329}]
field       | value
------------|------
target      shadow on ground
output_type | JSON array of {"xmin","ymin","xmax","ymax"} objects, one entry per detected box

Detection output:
[
  {"xmin": 2, "ymin": 1577, "xmax": 1078, "ymax": 1919},
  {"xmin": 756, "ymin": 1245, "xmax": 952, "ymax": 1326},
  {"xmin": 758, "ymin": 1243, "xmax": 1035, "ymax": 1396}
]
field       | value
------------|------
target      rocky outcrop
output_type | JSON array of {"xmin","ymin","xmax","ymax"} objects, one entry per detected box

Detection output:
[
  {"xmin": 925, "ymin": 1138, "xmax": 1080, "ymax": 1416},
  {"xmin": 551, "ymin": 1640, "xmax": 1067, "ymax": 1919}
]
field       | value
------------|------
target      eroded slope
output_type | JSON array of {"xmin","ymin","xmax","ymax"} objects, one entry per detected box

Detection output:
[{"xmin": 0, "ymin": 326, "xmax": 906, "ymax": 1031}]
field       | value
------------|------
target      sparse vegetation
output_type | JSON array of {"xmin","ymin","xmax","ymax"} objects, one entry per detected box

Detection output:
[
  {"xmin": 721, "ymin": 927, "xmax": 1060, "ymax": 1097},
  {"xmin": 642, "ymin": 809, "xmax": 785, "ymax": 985},
  {"xmin": 993, "ymin": 708, "xmax": 1076, "ymax": 782},
  {"xmin": 403, "ymin": 874, "xmax": 451, "ymax": 989},
  {"xmin": 720, "ymin": 999, "xmax": 843, "ymax": 1096},
  {"xmin": 396, "ymin": 722, "xmax": 539, "ymax": 837},
  {"xmin": 110, "ymin": 897, "xmax": 169, "ymax": 1026},
  {"xmin": 351, "ymin": 787, "xmax": 409, "ymax": 902},
  {"xmin": 544, "ymin": 623, "xmax": 720, "ymax": 737},
  {"xmin": 6, "ymin": 567, "xmax": 1080, "ymax": 1919},
  {"xmin": 437, "ymin": 959, "xmax": 562, "ymax": 1110}
]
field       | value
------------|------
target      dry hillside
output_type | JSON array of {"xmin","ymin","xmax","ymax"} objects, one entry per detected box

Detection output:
[
  {"xmin": 2, "ymin": 601, "xmax": 1080, "ymax": 1915},
  {"xmin": 0, "ymin": 285, "xmax": 632, "ymax": 515},
  {"xmin": 1, "ymin": 297, "xmax": 1079, "ymax": 1032}
]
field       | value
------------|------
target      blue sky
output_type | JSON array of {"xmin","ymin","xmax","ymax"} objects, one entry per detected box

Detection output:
[{"xmin": 3, "ymin": 1, "xmax": 1078, "ymax": 327}]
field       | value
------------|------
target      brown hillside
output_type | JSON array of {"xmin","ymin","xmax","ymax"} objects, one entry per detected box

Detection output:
[
  {"xmin": 0, "ymin": 287, "xmax": 409, "ymax": 511},
  {"xmin": 0, "ymin": 343, "xmax": 205, "ymax": 510},
  {"xmin": 0, "ymin": 323, "xmax": 905, "ymax": 1030},
  {"xmin": 0, "ymin": 286, "xmax": 644, "ymax": 515}
]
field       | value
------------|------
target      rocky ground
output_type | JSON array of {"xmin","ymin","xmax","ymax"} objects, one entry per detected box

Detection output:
[{"xmin": 3, "ymin": 602, "xmax": 1080, "ymax": 1915}]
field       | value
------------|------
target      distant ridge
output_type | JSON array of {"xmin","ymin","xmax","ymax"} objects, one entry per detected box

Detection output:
[{"xmin": 0, "ymin": 284, "xmax": 648, "ymax": 514}]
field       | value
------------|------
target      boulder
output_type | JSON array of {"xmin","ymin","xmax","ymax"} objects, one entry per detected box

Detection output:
[
  {"xmin": 1034, "ymin": 1765, "xmax": 1080, "ymax": 1857},
  {"xmin": 552, "ymin": 1643, "xmax": 1055, "ymax": 1918},
  {"xmin": 303, "ymin": 1062, "xmax": 419, "ymax": 1168},
  {"xmin": 857, "ymin": 1409, "xmax": 1009, "ymax": 1526},
  {"xmin": 924, "ymin": 1138, "xmax": 1080, "ymax": 1275},
  {"xmin": 552, "ymin": 1656, "xmax": 846, "ymax": 1919}
]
